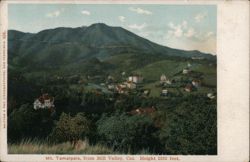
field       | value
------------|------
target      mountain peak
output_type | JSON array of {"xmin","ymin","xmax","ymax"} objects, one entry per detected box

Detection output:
[
  {"xmin": 88, "ymin": 23, "xmax": 110, "ymax": 29},
  {"xmin": 8, "ymin": 23, "xmax": 215, "ymax": 60}
]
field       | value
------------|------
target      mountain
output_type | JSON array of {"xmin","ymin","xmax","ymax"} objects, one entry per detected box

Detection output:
[{"xmin": 8, "ymin": 23, "xmax": 216, "ymax": 79}]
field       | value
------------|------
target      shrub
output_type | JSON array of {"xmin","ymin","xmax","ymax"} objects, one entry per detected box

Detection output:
[
  {"xmin": 97, "ymin": 113, "xmax": 162, "ymax": 154},
  {"xmin": 49, "ymin": 112, "xmax": 90, "ymax": 146},
  {"xmin": 8, "ymin": 103, "xmax": 53, "ymax": 142},
  {"xmin": 159, "ymin": 95, "xmax": 217, "ymax": 155}
]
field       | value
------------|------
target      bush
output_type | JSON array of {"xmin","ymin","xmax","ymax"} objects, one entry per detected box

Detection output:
[
  {"xmin": 97, "ymin": 113, "xmax": 162, "ymax": 154},
  {"xmin": 49, "ymin": 112, "xmax": 90, "ymax": 146},
  {"xmin": 8, "ymin": 103, "xmax": 53, "ymax": 142},
  {"xmin": 159, "ymin": 95, "xmax": 217, "ymax": 155}
]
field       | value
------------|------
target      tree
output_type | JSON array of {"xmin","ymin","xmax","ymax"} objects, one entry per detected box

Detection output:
[
  {"xmin": 159, "ymin": 95, "xmax": 217, "ymax": 155},
  {"xmin": 8, "ymin": 103, "xmax": 53, "ymax": 142},
  {"xmin": 49, "ymin": 112, "xmax": 90, "ymax": 146},
  {"xmin": 97, "ymin": 113, "xmax": 162, "ymax": 153}
]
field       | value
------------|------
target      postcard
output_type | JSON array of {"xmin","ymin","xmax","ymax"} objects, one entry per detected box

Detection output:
[{"xmin": 0, "ymin": 0, "xmax": 249, "ymax": 162}]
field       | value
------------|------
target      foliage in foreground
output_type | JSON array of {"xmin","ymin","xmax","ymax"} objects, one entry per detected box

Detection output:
[
  {"xmin": 49, "ymin": 112, "xmax": 90, "ymax": 145},
  {"xmin": 97, "ymin": 113, "xmax": 163, "ymax": 154},
  {"xmin": 8, "ymin": 92, "xmax": 217, "ymax": 155}
]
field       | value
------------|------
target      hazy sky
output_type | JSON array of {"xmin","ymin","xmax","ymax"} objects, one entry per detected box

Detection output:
[{"xmin": 8, "ymin": 4, "xmax": 216, "ymax": 54}]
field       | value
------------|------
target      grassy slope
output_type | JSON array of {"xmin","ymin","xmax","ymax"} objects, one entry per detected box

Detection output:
[
  {"xmin": 8, "ymin": 140, "xmax": 115, "ymax": 154},
  {"xmin": 134, "ymin": 60, "xmax": 187, "ymax": 82},
  {"xmin": 133, "ymin": 59, "xmax": 186, "ymax": 97},
  {"xmin": 191, "ymin": 64, "xmax": 217, "ymax": 86},
  {"xmin": 8, "ymin": 139, "xmax": 152, "ymax": 154},
  {"xmin": 132, "ymin": 59, "xmax": 216, "ymax": 97}
]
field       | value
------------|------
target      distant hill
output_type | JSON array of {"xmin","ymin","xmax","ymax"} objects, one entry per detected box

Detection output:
[{"xmin": 8, "ymin": 23, "xmax": 215, "ymax": 68}]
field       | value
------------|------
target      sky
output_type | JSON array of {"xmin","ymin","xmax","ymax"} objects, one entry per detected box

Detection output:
[{"xmin": 8, "ymin": 4, "xmax": 217, "ymax": 54}]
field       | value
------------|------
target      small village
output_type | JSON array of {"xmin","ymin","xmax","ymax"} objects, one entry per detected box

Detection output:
[{"xmin": 33, "ymin": 63, "xmax": 215, "ymax": 113}]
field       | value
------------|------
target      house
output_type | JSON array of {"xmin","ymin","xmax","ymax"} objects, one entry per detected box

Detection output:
[
  {"xmin": 187, "ymin": 63, "xmax": 192, "ymax": 67},
  {"xmin": 184, "ymin": 84, "xmax": 193, "ymax": 92},
  {"xmin": 143, "ymin": 89, "xmax": 150, "ymax": 96},
  {"xmin": 34, "ymin": 93, "xmax": 54, "ymax": 110},
  {"xmin": 161, "ymin": 89, "xmax": 168, "ymax": 96},
  {"xmin": 119, "ymin": 83, "xmax": 127, "ymax": 89},
  {"xmin": 125, "ymin": 81, "xmax": 136, "ymax": 89},
  {"xmin": 160, "ymin": 74, "xmax": 167, "ymax": 83},
  {"xmin": 33, "ymin": 99, "xmax": 43, "ymax": 109},
  {"xmin": 108, "ymin": 84, "xmax": 115, "ymax": 90},
  {"xmin": 166, "ymin": 79, "xmax": 172, "ymax": 85},
  {"xmin": 207, "ymin": 93, "xmax": 215, "ymax": 99},
  {"xmin": 116, "ymin": 85, "xmax": 126, "ymax": 94},
  {"xmin": 192, "ymin": 79, "xmax": 201, "ymax": 88},
  {"xmin": 128, "ymin": 75, "xmax": 143, "ymax": 83},
  {"xmin": 183, "ymin": 68, "xmax": 191, "ymax": 74}
]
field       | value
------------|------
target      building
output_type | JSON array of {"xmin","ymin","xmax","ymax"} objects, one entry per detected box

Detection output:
[
  {"xmin": 166, "ymin": 79, "xmax": 172, "ymax": 85},
  {"xmin": 143, "ymin": 89, "xmax": 150, "ymax": 96},
  {"xmin": 161, "ymin": 89, "xmax": 168, "ymax": 96},
  {"xmin": 125, "ymin": 81, "xmax": 136, "ymax": 89},
  {"xmin": 183, "ymin": 68, "xmax": 191, "ymax": 74},
  {"xmin": 34, "ymin": 93, "xmax": 55, "ymax": 110},
  {"xmin": 207, "ymin": 93, "xmax": 215, "ymax": 99},
  {"xmin": 184, "ymin": 84, "xmax": 193, "ymax": 92},
  {"xmin": 160, "ymin": 74, "xmax": 167, "ymax": 83},
  {"xmin": 108, "ymin": 84, "xmax": 115, "ymax": 90},
  {"xmin": 116, "ymin": 85, "xmax": 126, "ymax": 94},
  {"xmin": 192, "ymin": 79, "xmax": 201, "ymax": 88},
  {"xmin": 128, "ymin": 75, "xmax": 143, "ymax": 83},
  {"xmin": 119, "ymin": 83, "xmax": 127, "ymax": 89}
]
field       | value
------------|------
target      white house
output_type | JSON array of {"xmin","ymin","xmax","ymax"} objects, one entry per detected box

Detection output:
[
  {"xmin": 207, "ymin": 93, "xmax": 215, "ymax": 99},
  {"xmin": 108, "ymin": 84, "xmax": 115, "ymax": 90},
  {"xmin": 160, "ymin": 74, "xmax": 167, "ymax": 83},
  {"xmin": 192, "ymin": 79, "xmax": 201, "ymax": 88},
  {"xmin": 183, "ymin": 68, "xmax": 191, "ymax": 74},
  {"xmin": 128, "ymin": 75, "xmax": 143, "ymax": 83},
  {"xmin": 161, "ymin": 89, "xmax": 168, "ymax": 96},
  {"xmin": 116, "ymin": 85, "xmax": 126, "ymax": 94},
  {"xmin": 128, "ymin": 76, "xmax": 133, "ymax": 82},
  {"xmin": 34, "ymin": 99, "xmax": 43, "ymax": 109},
  {"xmin": 166, "ymin": 79, "xmax": 172, "ymax": 85},
  {"xmin": 34, "ymin": 93, "xmax": 55, "ymax": 110},
  {"xmin": 184, "ymin": 84, "xmax": 193, "ymax": 92},
  {"xmin": 119, "ymin": 83, "xmax": 127, "ymax": 89},
  {"xmin": 125, "ymin": 81, "xmax": 136, "ymax": 89},
  {"xmin": 143, "ymin": 90, "xmax": 150, "ymax": 96}
]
